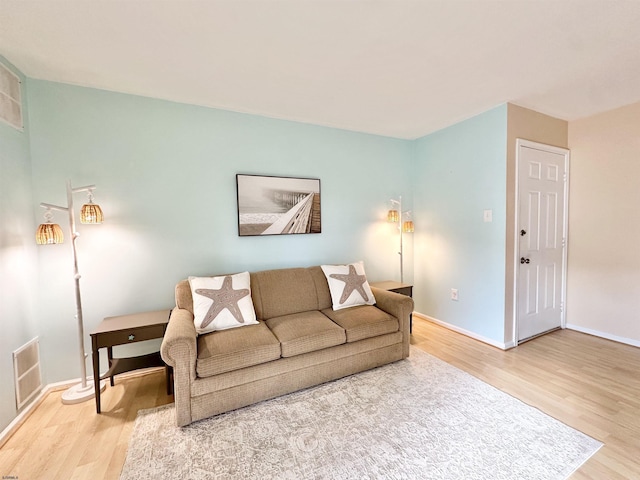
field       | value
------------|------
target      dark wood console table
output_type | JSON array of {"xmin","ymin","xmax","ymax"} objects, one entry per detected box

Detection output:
[
  {"xmin": 90, "ymin": 309, "xmax": 172, "ymax": 414},
  {"xmin": 370, "ymin": 281, "xmax": 414, "ymax": 333}
]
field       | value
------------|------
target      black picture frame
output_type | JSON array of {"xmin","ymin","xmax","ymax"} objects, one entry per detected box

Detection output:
[{"xmin": 236, "ymin": 174, "xmax": 321, "ymax": 236}]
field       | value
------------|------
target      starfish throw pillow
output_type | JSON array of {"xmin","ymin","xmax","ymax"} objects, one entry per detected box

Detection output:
[
  {"xmin": 321, "ymin": 261, "xmax": 376, "ymax": 311},
  {"xmin": 189, "ymin": 272, "xmax": 258, "ymax": 334}
]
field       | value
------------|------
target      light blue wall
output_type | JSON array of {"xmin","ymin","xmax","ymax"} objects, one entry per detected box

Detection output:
[
  {"xmin": 412, "ymin": 105, "xmax": 507, "ymax": 344},
  {"xmin": 26, "ymin": 80, "xmax": 413, "ymax": 385},
  {"xmin": 0, "ymin": 56, "xmax": 38, "ymax": 432},
  {"xmin": 1, "ymin": 69, "xmax": 510, "ymax": 433}
]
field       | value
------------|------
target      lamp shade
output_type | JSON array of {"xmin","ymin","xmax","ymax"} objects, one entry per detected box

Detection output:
[
  {"xmin": 402, "ymin": 220, "xmax": 415, "ymax": 233},
  {"xmin": 36, "ymin": 223, "xmax": 64, "ymax": 244},
  {"xmin": 387, "ymin": 209, "xmax": 399, "ymax": 223},
  {"xmin": 80, "ymin": 202, "xmax": 104, "ymax": 224}
]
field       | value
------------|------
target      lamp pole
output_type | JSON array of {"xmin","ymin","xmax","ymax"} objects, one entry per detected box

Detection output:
[
  {"xmin": 399, "ymin": 197, "xmax": 404, "ymax": 284},
  {"xmin": 390, "ymin": 196, "xmax": 405, "ymax": 284}
]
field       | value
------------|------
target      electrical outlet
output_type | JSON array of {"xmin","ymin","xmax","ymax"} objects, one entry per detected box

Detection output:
[{"xmin": 451, "ymin": 288, "xmax": 459, "ymax": 301}]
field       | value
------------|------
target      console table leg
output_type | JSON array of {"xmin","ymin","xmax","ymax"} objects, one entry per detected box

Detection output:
[
  {"xmin": 92, "ymin": 337, "xmax": 101, "ymax": 414},
  {"xmin": 166, "ymin": 365, "xmax": 173, "ymax": 395},
  {"xmin": 107, "ymin": 346, "xmax": 115, "ymax": 386}
]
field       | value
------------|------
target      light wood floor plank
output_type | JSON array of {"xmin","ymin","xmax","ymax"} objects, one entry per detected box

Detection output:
[
  {"xmin": 411, "ymin": 318, "xmax": 640, "ymax": 479},
  {"xmin": 2, "ymin": 319, "xmax": 639, "ymax": 478}
]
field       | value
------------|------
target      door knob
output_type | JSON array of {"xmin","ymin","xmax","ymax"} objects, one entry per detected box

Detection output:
[
  {"xmin": 520, "ymin": 229, "xmax": 527, "ymax": 236},
  {"xmin": 520, "ymin": 257, "xmax": 530, "ymax": 264}
]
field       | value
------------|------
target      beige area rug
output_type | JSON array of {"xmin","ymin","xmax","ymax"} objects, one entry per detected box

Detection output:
[{"xmin": 121, "ymin": 347, "xmax": 601, "ymax": 480}]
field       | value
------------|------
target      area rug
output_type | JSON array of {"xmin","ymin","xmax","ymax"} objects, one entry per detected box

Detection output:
[{"xmin": 121, "ymin": 347, "xmax": 601, "ymax": 480}]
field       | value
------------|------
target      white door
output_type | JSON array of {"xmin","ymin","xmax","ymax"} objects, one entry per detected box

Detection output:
[{"xmin": 516, "ymin": 140, "xmax": 569, "ymax": 342}]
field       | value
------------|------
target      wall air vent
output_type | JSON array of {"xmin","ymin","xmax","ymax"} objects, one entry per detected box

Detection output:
[
  {"xmin": 0, "ymin": 61, "xmax": 23, "ymax": 130},
  {"xmin": 13, "ymin": 337, "xmax": 43, "ymax": 410}
]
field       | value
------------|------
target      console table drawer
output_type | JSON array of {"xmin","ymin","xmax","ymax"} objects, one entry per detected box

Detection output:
[{"xmin": 94, "ymin": 324, "xmax": 166, "ymax": 349}]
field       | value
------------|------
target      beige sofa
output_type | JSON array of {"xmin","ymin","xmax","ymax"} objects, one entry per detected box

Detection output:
[{"xmin": 161, "ymin": 265, "xmax": 414, "ymax": 427}]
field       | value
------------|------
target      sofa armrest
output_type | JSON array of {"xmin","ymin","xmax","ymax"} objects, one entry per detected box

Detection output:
[
  {"xmin": 371, "ymin": 287, "xmax": 414, "ymax": 358},
  {"xmin": 161, "ymin": 307, "xmax": 197, "ymax": 427},
  {"xmin": 161, "ymin": 307, "xmax": 197, "ymax": 372}
]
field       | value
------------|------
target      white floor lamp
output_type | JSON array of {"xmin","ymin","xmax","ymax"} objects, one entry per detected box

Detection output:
[
  {"xmin": 36, "ymin": 180, "xmax": 107, "ymax": 404},
  {"xmin": 387, "ymin": 196, "xmax": 414, "ymax": 284}
]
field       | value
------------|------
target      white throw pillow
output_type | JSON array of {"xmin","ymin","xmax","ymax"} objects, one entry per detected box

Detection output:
[
  {"xmin": 321, "ymin": 261, "xmax": 376, "ymax": 311},
  {"xmin": 189, "ymin": 272, "xmax": 258, "ymax": 334}
]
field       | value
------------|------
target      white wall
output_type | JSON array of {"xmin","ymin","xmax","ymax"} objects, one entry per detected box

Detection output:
[{"xmin": 567, "ymin": 101, "xmax": 640, "ymax": 346}]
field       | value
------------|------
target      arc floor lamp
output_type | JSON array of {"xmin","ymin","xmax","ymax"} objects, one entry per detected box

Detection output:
[
  {"xmin": 36, "ymin": 180, "xmax": 106, "ymax": 404},
  {"xmin": 387, "ymin": 196, "xmax": 414, "ymax": 284}
]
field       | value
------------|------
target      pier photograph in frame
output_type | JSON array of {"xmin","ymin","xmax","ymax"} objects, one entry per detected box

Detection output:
[{"xmin": 236, "ymin": 174, "xmax": 321, "ymax": 236}]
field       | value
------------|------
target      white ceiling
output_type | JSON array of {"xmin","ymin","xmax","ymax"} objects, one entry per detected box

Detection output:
[{"xmin": 2, "ymin": 1, "xmax": 640, "ymax": 139}]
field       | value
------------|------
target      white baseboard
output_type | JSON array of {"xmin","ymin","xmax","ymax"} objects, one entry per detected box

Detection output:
[
  {"xmin": 412, "ymin": 314, "xmax": 639, "ymax": 350},
  {"xmin": 566, "ymin": 324, "xmax": 640, "ymax": 348},
  {"xmin": 0, "ymin": 368, "xmax": 165, "ymax": 447},
  {"xmin": 413, "ymin": 312, "xmax": 514, "ymax": 350},
  {"xmin": 0, "ymin": 379, "xmax": 74, "ymax": 448}
]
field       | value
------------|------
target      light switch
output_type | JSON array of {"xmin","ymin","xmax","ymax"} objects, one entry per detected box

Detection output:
[{"xmin": 483, "ymin": 209, "xmax": 493, "ymax": 222}]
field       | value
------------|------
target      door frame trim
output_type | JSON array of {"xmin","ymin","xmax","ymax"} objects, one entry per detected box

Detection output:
[{"xmin": 513, "ymin": 139, "xmax": 571, "ymax": 346}]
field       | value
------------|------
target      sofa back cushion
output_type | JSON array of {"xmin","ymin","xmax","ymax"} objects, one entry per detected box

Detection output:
[
  {"xmin": 251, "ymin": 268, "xmax": 319, "ymax": 319},
  {"xmin": 307, "ymin": 266, "xmax": 333, "ymax": 311},
  {"xmin": 175, "ymin": 265, "xmax": 334, "ymax": 319}
]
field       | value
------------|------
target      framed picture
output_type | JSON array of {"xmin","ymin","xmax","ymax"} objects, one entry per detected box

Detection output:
[{"xmin": 236, "ymin": 174, "xmax": 321, "ymax": 236}]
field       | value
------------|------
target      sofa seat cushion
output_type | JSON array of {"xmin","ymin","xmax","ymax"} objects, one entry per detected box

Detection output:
[
  {"xmin": 196, "ymin": 321, "xmax": 281, "ymax": 378},
  {"xmin": 265, "ymin": 311, "xmax": 346, "ymax": 358},
  {"xmin": 321, "ymin": 305, "xmax": 398, "ymax": 343}
]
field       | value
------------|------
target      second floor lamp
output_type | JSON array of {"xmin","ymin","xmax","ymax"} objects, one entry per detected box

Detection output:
[{"xmin": 387, "ymin": 196, "xmax": 414, "ymax": 284}]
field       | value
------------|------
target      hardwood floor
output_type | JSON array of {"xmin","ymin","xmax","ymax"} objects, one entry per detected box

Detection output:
[
  {"xmin": 411, "ymin": 318, "xmax": 640, "ymax": 479},
  {"xmin": 2, "ymin": 317, "xmax": 639, "ymax": 479},
  {"xmin": 0, "ymin": 370, "xmax": 173, "ymax": 479}
]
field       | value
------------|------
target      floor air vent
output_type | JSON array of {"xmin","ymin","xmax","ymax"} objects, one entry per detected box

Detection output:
[{"xmin": 13, "ymin": 338, "xmax": 42, "ymax": 410}]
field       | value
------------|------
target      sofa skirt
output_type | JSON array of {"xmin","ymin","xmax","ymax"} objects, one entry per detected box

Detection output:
[{"xmin": 188, "ymin": 337, "xmax": 404, "ymax": 426}]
